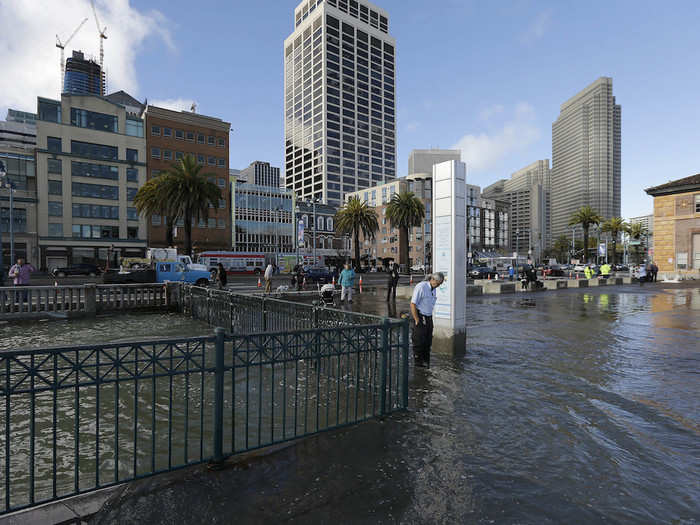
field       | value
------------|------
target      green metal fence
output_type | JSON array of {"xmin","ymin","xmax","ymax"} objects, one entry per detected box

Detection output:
[{"xmin": 0, "ymin": 286, "xmax": 409, "ymax": 516}]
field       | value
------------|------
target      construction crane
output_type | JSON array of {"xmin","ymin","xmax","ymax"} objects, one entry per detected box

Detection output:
[
  {"xmin": 56, "ymin": 18, "xmax": 89, "ymax": 90},
  {"xmin": 91, "ymin": 0, "xmax": 107, "ymax": 68}
]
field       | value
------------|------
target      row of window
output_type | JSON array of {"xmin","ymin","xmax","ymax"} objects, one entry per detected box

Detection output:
[
  {"xmin": 151, "ymin": 126, "xmax": 225, "ymax": 147},
  {"xmin": 150, "ymin": 148, "xmax": 226, "ymax": 167},
  {"xmin": 151, "ymin": 215, "xmax": 226, "ymax": 229},
  {"xmin": 46, "ymin": 223, "xmax": 139, "ymax": 239},
  {"xmin": 47, "ymin": 180, "xmax": 138, "ymax": 201},
  {"xmin": 47, "ymin": 137, "xmax": 141, "ymax": 163},
  {"xmin": 47, "ymin": 202, "xmax": 139, "ymax": 220}
]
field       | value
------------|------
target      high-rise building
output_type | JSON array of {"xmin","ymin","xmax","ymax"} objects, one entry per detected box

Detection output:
[
  {"xmin": 284, "ymin": 0, "xmax": 397, "ymax": 208},
  {"xmin": 407, "ymin": 149, "xmax": 461, "ymax": 176},
  {"xmin": 63, "ymin": 51, "xmax": 105, "ymax": 96},
  {"xmin": 551, "ymin": 77, "xmax": 621, "ymax": 240},
  {"xmin": 240, "ymin": 161, "xmax": 281, "ymax": 188},
  {"xmin": 144, "ymin": 104, "xmax": 231, "ymax": 251},
  {"xmin": 466, "ymin": 184, "xmax": 510, "ymax": 256},
  {"xmin": 34, "ymin": 93, "xmax": 147, "ymax": 270},
  {"xmin": 483, "ymin": 160, "xmax": 551, "ymax": 261}
]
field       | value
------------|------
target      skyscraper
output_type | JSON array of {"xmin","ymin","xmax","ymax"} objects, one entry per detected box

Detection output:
[
  {"xmin": 407, "ymin": 149, "xmax": 461, "ymax": 176},
  {"xmin": 551, "ymin": 77, "xmax": 621, "ymax": 241},
  {"xmin": 63, "ymin": 51, "xmax": 105, "ymax": 96},
  {"xmin": 284, "ymin": 0, "xmax": 396, "ymax": 208},
  {"xmin": 240, "ymin": 161, "xmax": 281, "ymax": 188}
]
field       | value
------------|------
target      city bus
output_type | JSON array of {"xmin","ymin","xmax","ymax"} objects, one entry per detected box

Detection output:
[{"xmin": 197, "ymin": 252, "xmax": 266, "ymax": 274}]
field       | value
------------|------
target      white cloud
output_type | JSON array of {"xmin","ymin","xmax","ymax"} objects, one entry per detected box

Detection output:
[
  {"xmin": 479, "ymin": 104, "xmax": 504, "ymax": 121},
  {"xmin": 150, "ymin": 98, "xmax": 197, "ymax": 112},
  {"xmin": 0, "ymin": 0, "xmax": 173, "ymax": 114},
  {"xmin": 452, "ymin": 103, "xmax": 540, "ymax": 173},
  {"xmin": 521, "ymin": 9, "xmax": 552, "ymax": 44}
]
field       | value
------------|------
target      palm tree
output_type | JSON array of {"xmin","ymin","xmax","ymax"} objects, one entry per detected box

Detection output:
[
  {"xmin": 335, "ymin": 197, "xmax": 379, "ymax": 271},
  {"xmin": 626, "ymin": 222, "xmax": 647, "ymax": 264},
  {"xmin": 134, "ymin": 155, "xmax": 221, "ymax": 256},
  {"xmin": 134, "ymin": 174, "xmax": 179, "ymax": 247},
  {"xmin": 568, "ymin": 206, "xmax": 603, "ymax": 263},
  {"xmin": 385, "ymin": 191, "xmax": 425, "ymax": 269},
  {"xmin": 601, "ymin": 217, "xmax": 627, "ymax": 265}
]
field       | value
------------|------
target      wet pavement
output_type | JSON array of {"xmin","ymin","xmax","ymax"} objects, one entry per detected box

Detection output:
[{"xmin": 87, "ymin": 283, "xmax": 699, "ymax": 524}]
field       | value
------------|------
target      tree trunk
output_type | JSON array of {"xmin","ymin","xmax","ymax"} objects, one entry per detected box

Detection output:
[
  {"xmin": 184, "ymin": 210, "xmax": 193, "ymax": 257},
  {"xmin": 611, "ymin": 238, "xmax": 617, "ymax": 265},
  {"xmin": 583, "ymin": 227, "xmax": 589, "ymax": 263},
  {"xmin": 401, "ymin": 225, "xmax": 409, "ymax": 271},
  {"xmin": 354, "ymin": 230, "xmax": 361, "ymax": 272},
  {"xmin": 165, "ymin": 216, "xmax": 175, "ymax": 247}
]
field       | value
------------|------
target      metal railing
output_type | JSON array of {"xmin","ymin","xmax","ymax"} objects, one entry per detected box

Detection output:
[
  {"xmin": 0, "ymin": 284, "xmax": 169, "ymax": 320},
  {"xmin": 0, "ymin": 285, "xmax": 409, "ymax": 516}
]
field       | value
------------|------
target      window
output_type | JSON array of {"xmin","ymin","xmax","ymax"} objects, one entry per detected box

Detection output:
[
  {"xmin": 152, "ymin": 215, "xmax": 162, "ymax": 226},
  {"xmin": 72, "ymin": 224, "xmax": 120, "ymax": 239},
  {"xmin": 217, "ymin": 219, "xmax": 225, "ymax": 229},
  {"xmin": 696, "ymin": 195, "xmax": 700, "ymax": 213},
  {"xmin": 48, "ymin": 201, "xmax": 63, "ymax": 217},
  {"xmin": 127, "ymin": 207, "xmax": 138, "ymax": 220},
  {"xmin": 127, "ymin": 168, "xmax": 138, "ymax": 182},
  {"xmin": 47, "ymin": 158, "xmax": 62, "ymax": 174},
  {"xmin": 208, "ymin": 218, "xmax": 217, "ymax": 229},
  {"xmin": 126, "ymin": 118, "xmax": 143, "ymax": 137},
  {"xmin": 219, "ymin": 199, "xmax": 226, "ymax": 209},
  {"xmin": 175, "ymin": 151, "xmax": 183, "ymax": 160},
  {"xmin": 217, "ymin": 138, "xmax": 225, "ymax": 148},
  {"xmin": 72, "ymin": 182, "xmax": 119, "ymax": 200},
  {"xmin": 186, "ymin": 131, "xmax": 195, "ymax": 141},
  {"xmin": 47, "ymin": 137, "xmax": 61, "ymax": 153},
  {"xmin": 71, "ymin": 140, "xmax": 118, "ymax": 161},
  {"xmin": 38, "ymin": 99, "xmax": 61, "ymax": 123},
  {"xmin": 127, "ymin": 188, "xmax": 138, "ymax": 201},
  {"xmin": 163, "ymin": 127, "xmax": 172, "ymax": 137},
  {"xmin": 217, "ymin": 158, "xmax": 226, "ymax": 167},
  {"xmin": 208, "ymin": 136, "xmax": 215, "ymax": 145},
  {"xmin": 151, "ymin": 147, "xmax": 161, "ymax": 159},
  {"xmin": 71, "ymin": 108, "xmax": 118, "ymax": 133},
  {"xmin": 152, "ymin": 125, "xmax": 161, "ymax": 135},
  {"xmin": 127, "ymin": 227, "xmax": 139, "ymax": 239},
  {"xmin": 48, "ymin": 180, "xmax": 62, "ymax": 195},
  {"xmin": 208, "ymin": 156, "xmax": 216, "ymax": 166},
  {"xmin": 0, "ymin": 208, "xmax": 26, "ymax": 233},
  {"xmin": 126, "ymin": 149, "xmax": 138, "ymax": 162},
  {"xmin": 72, "ymin": 204, "xmax": 119, "ymax": 219},
  {"xmin": 175, "ymin": 129, "xmax": 184, "ymax": 140},
  {"xmin": 197, "ymin": 154, "xmax": 205, "ymax": 164},
  {"xmin": 72, "ymin": 161, "xmax": 119, "ymax": 180},
  {"xmin": 197, "ymin": 134, "xmax": 205, "ymax": 144},
  {"xmin": 162, "ymin": 149, "xmax": 172, "ymax": 160},
  {"xmin": 48, "ymin": 223, "xmax": 63, "ymax": 237}
]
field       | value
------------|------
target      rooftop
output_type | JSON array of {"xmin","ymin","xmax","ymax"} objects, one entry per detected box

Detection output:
[{"xmin": 645, "ymin": 174, "xmax": 700, "ymax": 196}]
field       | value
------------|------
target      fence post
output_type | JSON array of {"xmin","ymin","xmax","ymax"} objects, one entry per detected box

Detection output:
[
  {"xmin": 401, "ymin": 318, "xmax": 409, "ymax": 409},
  {"xmin": 262, "ymin": 296, "xmax": 267, "ymax": 332},
  {"xmin": 210, "ymin": 327, "xmax": 225, "ymax": 468},
  {"xmin": 380, "ymin": 317, "xmax": 389, "ymax": 416},
  {"xmin": 85, "ymin": 284, "xmax": 96, "ymax": 317}
]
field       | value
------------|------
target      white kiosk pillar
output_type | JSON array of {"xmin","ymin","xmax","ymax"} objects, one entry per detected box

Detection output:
[{"xmin": 432, "ymin": 160, "xmax": 467, "ymax": 334}]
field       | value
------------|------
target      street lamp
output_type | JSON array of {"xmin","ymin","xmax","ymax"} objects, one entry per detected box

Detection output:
[
  {"xmin": 274, "ymin": 204, "xmax": 284, "ymax": 267},
  {"xmin": 307, "ymin": 197, "xmax": 320, "ymax": 267},
  {"xmin": 0, "ymin": 164, "xmax": 16, "ymax": 273}
]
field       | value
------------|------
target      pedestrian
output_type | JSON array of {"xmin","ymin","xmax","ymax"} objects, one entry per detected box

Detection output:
[
  {"xmin": 339, "ymin": 263, "xmax": 356, "ymax": 303},
  {"xmin": 584, "ymin": 264, "xmax": 593, "ymax": 280},
  {"xmin": 8, "ymin": 258, "xmax": 35, "ymax": 303},
  {"xmin": 264, "ymin": 263, "xmax": 274, "ymax": 293},
  {"xmin": 216, "ymin": 263, "xmax": 227, "ymax": 289},
  {"xmin": 508, "ymin": 265, "xmax": 515, "ymax": 281},
  {"xmin": 386, "ymin": 261, "xmax": 400, "ymax": 301},
  {"xmin": 600, "ymin": 262, "xmax": 611, "ymax": 279},
  {"xmin": 410, "ymin": 272, "xmax": 444, "ymax": 367},
  {"xmin": 651, "ymin": 261, "xmax": 659, "ymax": 282}
]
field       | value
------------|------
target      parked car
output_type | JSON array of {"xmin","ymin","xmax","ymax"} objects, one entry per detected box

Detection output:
[
  {"xmin": 52, "ymin": 263, "xmax": 102, "ymax": 278},
  {"xmin": 613, "ymin": 264, "xmax": 629, "ymax": 272},
  {"xmin": 304, "ymin": 267, "xmax": 333, "ymax": 284},
  {"xmin": 543, "ymin": 264, "xmax": 566, "ymax": 277},
  {"xmin": 411, "ymin": 264, "xmax": 425, "ymax": 272},
  {"xmin": 469, "ymin": 266, "xmax": 497, "ymax": 279}
]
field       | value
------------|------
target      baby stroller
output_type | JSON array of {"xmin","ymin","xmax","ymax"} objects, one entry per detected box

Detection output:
[{"xmin": 320, "ymin": 283, "xmax": 336, "ymax": 306}]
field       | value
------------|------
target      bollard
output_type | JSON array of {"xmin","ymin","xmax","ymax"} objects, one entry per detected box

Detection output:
[
  {"xmin": 359, "ymin": 276, "xmax": 363, "ymax": 293},
  {"xmin": 257, "ymin": 278, "xmax": 261, "ymax": 288}
]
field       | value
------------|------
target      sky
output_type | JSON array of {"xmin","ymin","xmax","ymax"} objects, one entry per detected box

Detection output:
[{"xmin": 2, "ymin": 0, "xmax": 700, "ymax": 219}]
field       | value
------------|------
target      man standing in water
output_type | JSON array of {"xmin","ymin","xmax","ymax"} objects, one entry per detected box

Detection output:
[{"xmin": 410, "ymin": 272, "xmax": 444, "ymax": 367}]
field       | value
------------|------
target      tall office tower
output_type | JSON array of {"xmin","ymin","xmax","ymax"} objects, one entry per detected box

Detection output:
[
  {"xmin": 240, "ymin": 161, "xmax": 281, "ymax": 188},
  {"xmin": 63, "ymin": 51, "xmax": 105, "ymax": 96},
  {"xmin": 284, "ymin": 0, "xmax": 396, "ymax": 208},
  {"xmin": 551, "ymin": 77, "xmax": 621, "ymax": 241},
  {"xmin": 407, "ymin": 149, "xmax": 461, "ymax": 176}
]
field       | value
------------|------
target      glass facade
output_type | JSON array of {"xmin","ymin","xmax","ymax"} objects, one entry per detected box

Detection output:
[
  {"xmin": 0, "ymin": 152, "xmax": 34, "ymax": 190},
  {"xmin": 72, "ymin": 224, "xmax": 120, "ymax": 239},
  {"xmin": 72, "ymin": 204, "xmax": 119, "ymax": 219},
  {"xmin": 126, "ymin": 118, "xmax": 144, "ymax": 137},
  {"xmin": 72, "ymin": 182, "xmax": 119, "ymax": 200},
  {"xmin": 232, "ymin": 183, "xmax": 294, "ymax": 253},
  {"xmin": 71, "ymin": 140, "xmax": 118, "ymax": 161},
  {"xmin": 38, "ymin": 99, "xmax": 61, "ymax": 123},
  {"xmin": 71, "ymin": 161, "xmax": 119, "ymax": 181},
  {"xmin": 70, "ymin": 108, "xmax": 118, "ymax": 133}
]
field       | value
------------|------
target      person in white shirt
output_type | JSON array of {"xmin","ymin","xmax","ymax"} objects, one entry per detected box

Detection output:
[
  {"xmin": 264, "ymin": 263, "xmax": 274, "ymax": 293},
  {"xmin": 410, "ymin": 272, "xmax": 444, "ymax": 367}
]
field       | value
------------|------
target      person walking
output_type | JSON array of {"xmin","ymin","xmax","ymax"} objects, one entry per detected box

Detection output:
[
  {"xmin": 651, "ymin": 261, "xmax": 659, "ymax": 282},
  {"xmin": 216, "ymin": 263, "xmax": 227, "ymax": 289},
  {"xmin": 508, "ymin": 265, "xmax": 515, "ymax": 282},
  {"xmin": 638, "ymin": 263, "xmax": 647, "ymax": 286},
  {"xmin": 386, "ymin": 262, "xmax": 400, "ymax": 301},
  {"xmin": 584, "ymin": 264, "xmax": 593, "ymax": 280},
  {"xmin": 410, "ymin": 272, "xmax": 444, "ymax": 368},
  {"xmin": 9, "ymin": 258, "xmax": 35, "ymax": 303},
  {"xmin": 264, "ymin": 263, "xmax": 274, "ymax": 293},
  {"xmin": 600, "ymin": 262, "xmax": 611, "ymax": 279},
  {"xmin": 339, "ymin": 263, "xmax": 356, "ymax": 304}
]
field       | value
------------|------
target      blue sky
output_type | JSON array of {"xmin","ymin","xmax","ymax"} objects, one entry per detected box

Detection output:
[{"xmin": 3, "ymin": 0, "xmax": 700, "ymax": 218}]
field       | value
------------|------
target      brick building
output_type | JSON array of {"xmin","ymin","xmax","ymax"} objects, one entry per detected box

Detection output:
[
  {"xmin": 145, "ymin": 105, "xmax": 231, "ymax": 252},
  {"xmin": 645, "ymin": 174, "xmax": 700, "ymax": 277}
]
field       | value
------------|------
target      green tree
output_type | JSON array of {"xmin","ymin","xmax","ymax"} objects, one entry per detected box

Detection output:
[
  {"xmin": 626, "ymin": 222, "xmax": 647, "ymax": 264},
  {"xmin": 335, "ymin": 196, "xmax": 379, "ymax": 271},
  {"xmin": 568, "ymin": 206, "xmax": 603, "ymax": 263},
  {"xmin": 385, "ymin": 191, "xmax": 425, "ymax": 269},
  {"xmin": 601, "ymin": 217, "xmax": 627, "ymax": 265},
  {"xmin": 134, "ymin": 155, "xmax": 221, "ymax": 256},
  {"xmin": 551, "ymin": 235, "xmax": 571, "ymax": 263}
]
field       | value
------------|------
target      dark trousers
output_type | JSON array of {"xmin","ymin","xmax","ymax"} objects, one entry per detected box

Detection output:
[
  {"xmin": 412, "ymin": 313, "xmax": 433, "ymax": 366},
  {"xmin": 387, "ymin": 280, "xmax": 399, "ymax": 301}
]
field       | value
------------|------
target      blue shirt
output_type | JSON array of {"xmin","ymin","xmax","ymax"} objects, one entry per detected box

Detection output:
[
  {"xmin": 339, "ymin": 268, "xmax": 355, "ymax": 287},
  {"xmin": 411, "ymin": 280, "xmax": 437, "ymax": 316}
]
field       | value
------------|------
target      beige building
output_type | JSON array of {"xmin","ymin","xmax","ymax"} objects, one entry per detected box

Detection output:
[
  {"xmin": 35, "ymin": 94, "xmax": 147, "ymax": 270},
  {"xmin": 645, "ymin": 174, "xmax": 700, "ymax": 277}
]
